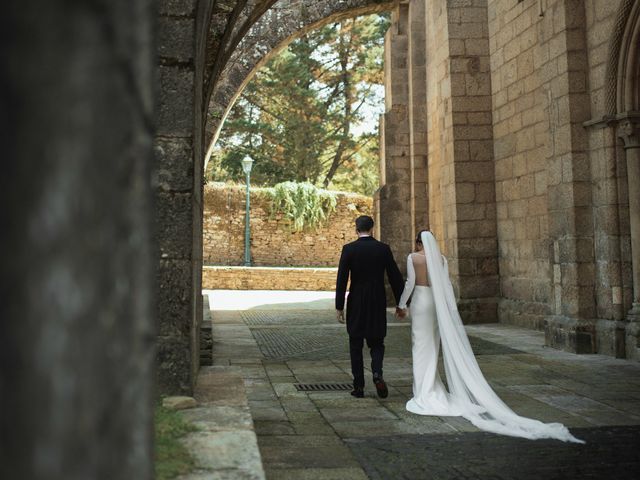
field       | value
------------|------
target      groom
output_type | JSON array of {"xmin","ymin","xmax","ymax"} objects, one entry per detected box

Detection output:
[{"xmin": 335, "ymin": 215, "xmax": 405, "ymax": 399}]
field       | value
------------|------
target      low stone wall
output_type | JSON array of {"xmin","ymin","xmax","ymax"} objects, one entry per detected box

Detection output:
[
  {"xmin": 203, "ymin": 266, "xmax": 338, "ymax": 291},
  {"xmin": 203, "ymin": 184, "xmax": 372, "ymax": 267}
]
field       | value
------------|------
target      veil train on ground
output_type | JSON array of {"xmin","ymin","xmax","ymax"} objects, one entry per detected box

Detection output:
[{"xmin": 420, "ymin": 231, "xmax": 584, "ymax": 443}]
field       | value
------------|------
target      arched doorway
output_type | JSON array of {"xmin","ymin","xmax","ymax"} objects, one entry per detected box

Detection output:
[{"xmin": 157, "ymin": 0, "xmax": 398, "ymax": 395}]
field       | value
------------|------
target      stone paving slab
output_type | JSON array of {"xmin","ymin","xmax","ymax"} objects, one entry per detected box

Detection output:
[
  {"xmin": 264, "ymin": 467, "xmax": 368, "ymax": 480},
  {"xmin": 258, "ymin": 434, "xmax": 361, "ymax": 470},
  {"xmin": 345, "ymin": 426, "xmax": 640, "ymax": 480},
  {"xmin": 249, "ymin": 324, "xmax": 522, "ymax": 360}
]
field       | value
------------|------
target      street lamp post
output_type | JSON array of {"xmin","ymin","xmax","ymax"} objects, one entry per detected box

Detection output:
[{"xmin": 242, "ymin": 156, "xmax": 254, "ymax": 267}]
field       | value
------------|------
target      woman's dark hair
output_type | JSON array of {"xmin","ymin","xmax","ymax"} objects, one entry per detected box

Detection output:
[
  {"xmin": 416, "ymin": 229, "xmax": 429, "ymax": 244},
  {"xmin": 355, "ymin": 215, "xmax": 374, "ymax": 232}
]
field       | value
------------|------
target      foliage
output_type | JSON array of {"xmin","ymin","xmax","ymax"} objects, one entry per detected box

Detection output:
[
  {"xmin": 155, "ymin": 406, "xmax": 198, "ymax": 480},
  {"xmin": 268, "ymin": 182, "xmax": 338, "ymax": 231},
  {"xmin": 208, "ymin": 13, "xmax": 390, "ymax": 195}
]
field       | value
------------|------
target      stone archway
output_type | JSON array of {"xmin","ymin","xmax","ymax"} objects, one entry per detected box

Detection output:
[
  {"xmin": 157, "ymin": 0, "xmax": 398, "ymax": 395},
  {"xmin": 156, "ymin": 0, "xmax": 640, "ymax": 395}
]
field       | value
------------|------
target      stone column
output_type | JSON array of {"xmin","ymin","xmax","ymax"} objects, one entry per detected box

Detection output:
[
  {"xmin": 0, "ymin": 1, "xmax": 155, "ymax": 478},
  {"xmin": 542, "ymin": 0, "xmax": 597, "ymax": 353},
  {"xmin": 447, "ymin": 0, "xmax": 499, "ymax": 323},
  {"xmin": 423, "ymin": 0, "xmax": 498, "ymax": 323},
  {"xmin": 618, "ymin": 115, "xmax": 640, "ymax": 320},
  {"xmin": 408, "ymin": 0, "xmax": 429, "ymax": 236},
  {"xmin": 377, "ymin": 4, "xmax": 414, "ymax": 268},
  {"xmin": 156, "ymin": 0, "xmax": 200, "ymax": 394}
]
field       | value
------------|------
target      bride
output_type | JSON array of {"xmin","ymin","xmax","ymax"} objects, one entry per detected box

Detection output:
[{"xmin": 397, "ymin": 230, "xmax": 584, "ymax": 443}]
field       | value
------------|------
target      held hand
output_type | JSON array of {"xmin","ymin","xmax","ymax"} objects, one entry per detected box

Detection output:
[
  {"xmin": 395, "ymin": 307, "xmax": 407, "ymax": 320},
  {"xmin": 336, "ymin": 309, "xmax": 345, "ymax": 324}
]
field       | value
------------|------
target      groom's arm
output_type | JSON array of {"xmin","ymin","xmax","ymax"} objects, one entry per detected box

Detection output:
[
  {"xmin": 335, "ymin": 245, "xmax": 350, "ymax": 311},
  {"xmin": 385, "ymin": 246, "xmax": 404, "ymax": 305}
]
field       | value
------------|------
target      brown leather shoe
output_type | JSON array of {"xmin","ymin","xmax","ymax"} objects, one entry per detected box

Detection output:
[{"xmin": 373, "ymin": 375, "xmax": 388, "ymax": 398}]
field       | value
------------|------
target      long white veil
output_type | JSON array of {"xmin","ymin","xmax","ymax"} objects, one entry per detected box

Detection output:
[{"xmin": 421, "ymin": 231, "xmax": 584, "ymax": 443}]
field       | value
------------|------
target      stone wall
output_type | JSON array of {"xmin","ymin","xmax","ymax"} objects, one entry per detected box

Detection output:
[
  {"xmin": 156, "ymin": 0, "xmax": 207, "ymax": 396},
  {"xmin": 203, "ymin": 266, "xmax": 338, "ymax": 291},
  {"xmin": 376, "ymin": 4, "xmax": 414, "ymax": 275},
  {"xmin": 203, "ymin": 184, "xmax": 372, "ymax": 267},
  {"xmin": 581, "ymin": 1, "xmax": 635, "ymax": 358},
  {"xmin": 380, "ymin": 0, "xmax": 500, "ymax": 323},
  {"xmin": 484, "ymin": 0, "xmax": 635, "ymax": 358},
  {"xmin": 377, "ymin": 0, "xmax": 639, "ymax": 360},
  {"xmin": 487, "ymin": 0, "xmax": 554, "ymax": 330}
]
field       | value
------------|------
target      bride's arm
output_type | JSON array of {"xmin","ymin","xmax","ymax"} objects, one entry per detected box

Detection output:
[{"xmin": 398, "ymin": 255, "xmax": 415, "ymax": 309}]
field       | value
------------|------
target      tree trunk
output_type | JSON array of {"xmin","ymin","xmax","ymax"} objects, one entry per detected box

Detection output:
[{"xmin": 323, "ymin": 20, "xmax": 354, "ymax": 188}]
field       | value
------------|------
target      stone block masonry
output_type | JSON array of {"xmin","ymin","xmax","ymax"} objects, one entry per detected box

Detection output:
[
  {"xmin": 203, "ymin": 184, "xmax": 373, "ymax": 267},
  {"xmin": 203, "ymin": 266, "xmax": 338, "ymax": 291}
]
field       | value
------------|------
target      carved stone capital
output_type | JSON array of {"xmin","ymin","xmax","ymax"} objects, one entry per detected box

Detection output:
[{"xmin": 617, "ymin": 112, "xmax": 640, "ymax": 149}]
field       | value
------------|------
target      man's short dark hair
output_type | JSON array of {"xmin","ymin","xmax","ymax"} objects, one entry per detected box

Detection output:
[{"xmin": 355, "ymin": 215, "xmax": 374, "ymax": 232}]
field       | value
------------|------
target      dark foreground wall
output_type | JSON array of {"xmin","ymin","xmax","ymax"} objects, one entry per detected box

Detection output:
[{"xmin": 0, "ymin": 1, "xmax": 156, "ymax": 479}]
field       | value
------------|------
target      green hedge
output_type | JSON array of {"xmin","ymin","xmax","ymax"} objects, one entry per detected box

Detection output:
[{"xmin": 268, "ymin": 182, "xmax": 337, "ymax": 232}]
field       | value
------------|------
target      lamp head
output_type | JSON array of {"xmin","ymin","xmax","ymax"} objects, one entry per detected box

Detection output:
[{"xmin": 241, "ymin": 156, "xmax": 254, "ymax": 174}]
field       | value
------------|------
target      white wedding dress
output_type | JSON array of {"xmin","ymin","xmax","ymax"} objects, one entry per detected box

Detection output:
[{"xmin": 398, "ymin": 231, "xmax": 584, "ymax": 443}]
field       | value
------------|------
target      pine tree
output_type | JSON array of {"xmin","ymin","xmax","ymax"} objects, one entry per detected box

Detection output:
[{"xmin": 208, "ymin": 13, "xmax": 390, "ymax": 195}]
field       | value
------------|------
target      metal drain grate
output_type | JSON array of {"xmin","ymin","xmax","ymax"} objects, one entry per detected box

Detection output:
[{"xmin": 294, "ymin": 383, "xmax": 353, "ymax": 392}]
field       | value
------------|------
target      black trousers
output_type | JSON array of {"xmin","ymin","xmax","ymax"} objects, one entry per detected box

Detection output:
[{"xmin": 349, "ymin": 336, "xmax": 385, "ymax": 388}]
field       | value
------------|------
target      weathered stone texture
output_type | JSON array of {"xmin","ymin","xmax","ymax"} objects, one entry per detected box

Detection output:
[
  {"xmin": 156, "ymin": 0, "xmax": 208, "ymax": 396},
  {"xmin": 582, "ymin": 1, "xmax": 636, "ymax": 358},
  {"xmin": 426, "ymin": 0, "xmax": 456, "ymax": 250},
  {"xmin": 484, "ymin": 0, "xmax": 640, "ymax": 359},
  {"xmin": 410, "ymin": 0, "xmax": 499, "ymax": 323},
  {"xmin": 203, "ymin": 184, "xmax": 372, "ymax": 267},
  {"xmin": 158, "ymin": 17, "xmax": 196, "ymax": 62},
  {"xmin": 155, "ymin": 137, "xmax": 194, "ymax": 192},
  {"xmin": 488, "ymin": 0, "xmax": 553, "ymax": 329},
  {"xmin": 158, "ymin": 67, "xmax": 195, "ymax": 136}
]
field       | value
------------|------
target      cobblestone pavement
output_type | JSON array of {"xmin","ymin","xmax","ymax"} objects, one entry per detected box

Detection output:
[{"xmin": 210, "ymin": 303, "xmax": 640, "ymax": 480}]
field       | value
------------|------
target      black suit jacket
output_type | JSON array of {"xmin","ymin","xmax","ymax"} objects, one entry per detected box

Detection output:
[{"xmin": 335, "ymin": 236, "xmax": 404, "ymax": 338}]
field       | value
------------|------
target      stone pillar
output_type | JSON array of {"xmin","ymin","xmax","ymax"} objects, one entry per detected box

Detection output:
[
  {"xmin": 618, "ymin": 115, "xmax": 640, "ymax": 320},
  {"xmin": 0, "ymin": 1, "xmax": 155, "ymax": 478},
  {"xmin": 408, "ymin": 0, "xmax": 429, "ymax": 236},
  {"xmin": 156, "ymin": 0, "xmax": 200, "ymax": 394},
  {"xmin": 447, "ymin": 0, "xmax": 499, "ymax": 323},
  {"xmin": 377, "ymin": 3, "xmax": 414, "ymax": 267},
  {"xmin": 541, "ymin": 0, "xmax": 597, "ymax": 353},
  {"xmin": 424, "ymin": 0, "xmax": 499, "ymax": 323}
]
